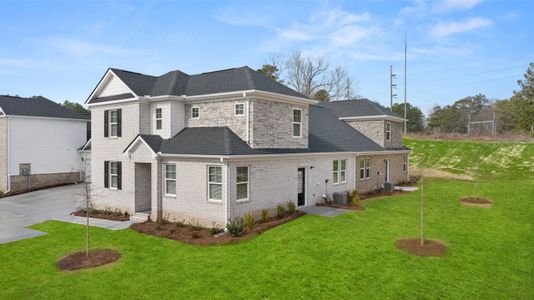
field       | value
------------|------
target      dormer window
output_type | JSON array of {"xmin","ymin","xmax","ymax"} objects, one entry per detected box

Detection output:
[
  {"xmin": 191, "ymin": 106, "xmax": 199, "ymax": 119},
  {"xmin": 155, "ymin": 108, "xmax": 162, "ymax": 130},
  {"xmin": 293, "ymin": 109, "xmax": 302, "ymax": 137},
  {"xmin": 235, "ymin": 103, "xmax": 245, "ymax": 116},
  {"xmin": 386, "ymin": 122, "xmax": 391, "ymax": 141}
]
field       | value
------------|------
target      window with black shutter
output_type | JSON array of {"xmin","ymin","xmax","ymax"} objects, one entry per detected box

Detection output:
[
  {"xmin": 104, "ymin": 161, "xmax": 109, "ymax": 188},
  {"xmin": 104, "ymin": 110, "xmax": 109, "ymax": 137}
]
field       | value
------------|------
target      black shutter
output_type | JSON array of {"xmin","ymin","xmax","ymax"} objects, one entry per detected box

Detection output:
[
  {"xmin": 104, "ymin": 161, "xmax": 109, "ymax": 188},
  {"xmin": 117, "ymin": 109, "xmax": 122, "ymax": 137},
  {"xmin": 104, "ymin": 110, "xmax": 109, "ymax": 137},
  {"xmin": 117, "ymin": 161, "xmax": 122, "ymax": 190}
]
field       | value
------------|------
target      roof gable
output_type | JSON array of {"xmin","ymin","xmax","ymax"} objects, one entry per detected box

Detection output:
[{"xmin": 318, "ymin": 99, "xmax": 401, "ymax": 119}]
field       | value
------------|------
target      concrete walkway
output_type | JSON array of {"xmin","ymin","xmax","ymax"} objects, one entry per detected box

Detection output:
[
  {"xmin": 299, "ymin": 205, "xmax": 349, "ymax": 217},
  {"xmin": 0, "ymin": 184, "xmax": 136, "ymax": 244}
]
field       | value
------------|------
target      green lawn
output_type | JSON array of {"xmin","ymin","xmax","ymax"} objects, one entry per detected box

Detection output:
[{"xmin": 1, "ymin": 178, "xmax": 533, "ymax": 299}]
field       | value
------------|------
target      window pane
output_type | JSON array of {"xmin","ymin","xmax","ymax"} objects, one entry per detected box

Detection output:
[
  {"xmin": 360, "ymin": 169, "xmax": 365, "ymax": 179},
  {"xmin": 209, "ymin": 184, "xmax": 222, "ymax": 200},
  {"xmin": 156, "ymin": 120, "xmax": 162, "ymax": 130},
  {"xmin": 293, "ymin": 110, "xmax": 301, "ymax": 122},
  {"xmin": 110, "ymin": 111, "xmax": 118, "ymax": 122},
  {"xmin": 209, "ymin": 166, "xmax": 222, "ymax": 183},
  {"xmin": 341, "ymin": 170, "xmax": 346, "ymax": 182},
  {"xmin": 333, "ymin": 160, "xmax": 338, "ymax": 171},
  {"xmin": 111, "ymin": 175, "xmax": 118, "ymax": 188},
  {"xmin": 333, "ymin": 172, "xmax": 338, "ymax": 183},
  {"xmin": 360, "ymin": 159, "xmax": 365, "ymax": 168},
  {"xmin": 166, "ymin": 180, "xmax": 176, "ymax": 194},
  {"xmin": 156, "ymin": 108, "xmax": 162, "ymax": 118},
  {"xmin": 111, "ymin": 124, "xmax": 118, "ymax": 136},
  {"xmin": 166, "ymin": 165, "xmax": 176, "ymax": 179},
  {"xmin": 192, "ymin": 107, "xmax": 199, "ymax": 118},
  {"xmin": 110, "ymin": 162, "xmax": 118, "ymax": 175},
  {"xmin": 237, "ymin": 183, "xmax": 248, "ymax": 200},
  {"xmin": 293, "ymin": 124, "xmax": 301, "ymax": 136},
  {"xmin": 340, "ymin": 160, "xmax": 346, "ymax": 170},
  {"xmin": 236, "ymin": 167, "xmax": 248, "ymax": 183},
  {"xmin": 235, "ymin": 104, "xmax": 244, "ymax": 115},
  {"xmin": 366, "ymin": 168, "xmax": 370, "ymax": 178}
]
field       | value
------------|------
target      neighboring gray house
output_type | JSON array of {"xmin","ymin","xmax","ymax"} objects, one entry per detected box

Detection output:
[
  {"xmin": 0, "ymin": 95, "xmax": 90, "ymax": 194},
  {"xmin": 85, "ymin": 66, "xmax": 410, "ymax": 226}
]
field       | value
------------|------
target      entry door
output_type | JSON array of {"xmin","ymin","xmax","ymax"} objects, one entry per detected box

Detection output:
[
  {"xmin": 384, "ymin": 160, "xmax": 390, "ymax": 182},
  {"xmin": 297, "ymin": 168, "xmax": 306, "ymax": 206}
]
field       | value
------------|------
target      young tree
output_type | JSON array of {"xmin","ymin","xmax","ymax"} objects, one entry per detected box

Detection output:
[
  {"xmin": 257, "ymin": 64, "xmax": 282, "ymax": 82},
  {"xmin": 62, "ymin": 100, "xmax": 90, "ymax": 114},
  {"xmin": 313, "ymin": 89, "xmax": 330, "ymax": 101}
]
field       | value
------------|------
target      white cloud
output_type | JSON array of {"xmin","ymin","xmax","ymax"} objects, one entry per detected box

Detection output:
[
  {"xmin": 215, "ymin": 9, "xmax": 270, "ymax": 26},
  {"xmin": 277, "ymin": 28, "xmax": 313, "ymax": 42},
  {"xmin": 430, "ymin": 17, "xmax": 493, "ymax": 37},
  {"xmin": 329, "ymin": 25, "xmax": 380, "ymax": 48},
  {"xmin": 400, "ymin": 0, "xmax": 483, "ymax": 16},
  {"xmin": 435, "ymin": 0, "xmax": 483, "ymax": 11}
]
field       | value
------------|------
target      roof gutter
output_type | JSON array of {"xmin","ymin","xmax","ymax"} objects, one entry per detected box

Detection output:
[{"xmin": 339, "ymin": 115, "xmax": 406, "ymax": 122}]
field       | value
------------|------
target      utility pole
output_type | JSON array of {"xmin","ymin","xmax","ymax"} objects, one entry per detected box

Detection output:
[
  {"xmin": 492, "ymin": 112, "xmax": 496, "ymax": 136},
  {"xmin": 390, "ymin": 65, "xmax": 397, "ymax": 109},
  {"xmin": 404, "ymin": 33, "xmax": 408, "ymax": 134}
]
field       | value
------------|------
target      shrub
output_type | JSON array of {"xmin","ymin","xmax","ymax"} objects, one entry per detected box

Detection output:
[
  {"xmin": 226, "ymin": 217, "xmax": 245, "ymax": 237},
  {"xmin": 244, "ymin": 213, "xmax": 255, "ymax": 230},
  {"xmin": 287, "ymin": 201, "xmax": 296, "ymax": 214},
  {"xmin": 155, "ymin": 224, "xmax": 162, "ymax": 231},
  {"xmin": 261, "ymin": 209, "xmax": 270, "ymax": 223},
  {"xmin": 277, "ymin": 204, "xmax": 286, "ymax": 218},
  {"xmin": 351, "ymin": 189, "xmax": 360, "ymax": 206},
  {"xmin": 210, "ymin": 223, "xmax": 223, "ymax": 235},
  {"xmin": 157, "ymin": 214, "xmax": 169, "ymax": 225},
  {"xmin": 188, "ymin": 219, "xmax": 202, "ymax": 231},
  {"xmin": 175, "ymin": 220, "xmax": 185, "ymax": 228}
]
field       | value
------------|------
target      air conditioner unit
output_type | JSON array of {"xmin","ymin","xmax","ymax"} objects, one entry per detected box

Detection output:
[{"xmin": 383, "ymin": 182, "xmax": 394, "ymax": 193}]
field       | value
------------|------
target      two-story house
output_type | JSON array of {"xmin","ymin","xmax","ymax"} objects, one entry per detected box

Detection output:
[{"xmin": 85, "ymin": 66, "xmax": 410, "ymax": 226}]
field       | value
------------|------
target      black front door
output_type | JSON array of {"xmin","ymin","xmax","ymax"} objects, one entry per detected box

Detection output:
[{"xmin": 297, "ymin": 168, "xmax": 305, "ymax": 206}]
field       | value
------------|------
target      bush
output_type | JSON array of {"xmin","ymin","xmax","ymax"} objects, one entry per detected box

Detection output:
[
  {"xmin": 210, "ymin": 223, "xmax": 223, "ymax": 235},
  {"xmin": 157, "ymin": 213, "xmax": 170, "ymax": 225},
  {"xmin": 261, "ymin": 209, "xmax": 270, "ymax": 223},
  {"xmin": 244, "ymin": 213, "xmax": 255, "ymax": 230},
  {"xmin": 188, "ymin": 219, "xmax": 202, "ymax": 231},
  {"xmin": 226, "ymin": 217, "xmax": 245, "ymax": 237},
  {"xmin": 287, "ymin": 201, "xmax": 296, "ymax": 214},
  {"xmin": 409, "ymin": 175, "xmax": 421, "ymax": 185},
  {"xmin": 351, "ymin": 189, "xmax": 360, "ymax": 206},
  {"xmin": 155, "ymin": 224, "xmax": 162, "ymax": 231},
  {"xmin": 277, "ymin": 204, "xmax": 286, "ymax": 218},
  {"xmin": 175, "ymin": 220, "xmax": 185, "ymax": 228}
]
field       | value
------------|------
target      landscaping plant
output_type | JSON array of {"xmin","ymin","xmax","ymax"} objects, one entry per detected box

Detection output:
[
  {"xmin": 276, "ymin": 204, "xmax": 286, "ymax": 218},
  {"xmin": 244, "ymin": 213, "xmax": 255, "ymax": 230},
  {"xmin": 261, "ymin": 209, "xmax": 270, "ymax": 223},
  {"xmin": 226, "ymin": 217, "xmax": 245, "ymax": 237},
  {"xmin": 287, "ymin": 201, "xmax": 296, "ymax": 214},
  {"xmin": 351, "ymin": 189, "xmax": 360, "ymax": 207}
]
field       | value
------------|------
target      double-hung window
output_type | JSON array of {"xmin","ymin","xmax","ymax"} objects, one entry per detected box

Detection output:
[
  {"xmin": 365, "ymin": 158, "xmax": 371, "ymax": 179},
  {"xmin": 235, "ymin": 103, "xmax": 245, "ymax": 116},
  {"xmin": 403, "ymin": 156, "xmax": 408, "ymax": 173},
  {"xmin": 292, "ymin": 109, "xmax": 302, "ymax": 137},
  {"xmin": 359, "ymin": 159, "xmax": 365, "ymax": 180},
  {"xmin": 155, "ymin": 108, "xmax": 162, "ymax": 130},
  {"xmin": 165, "ymin": 164, "xmax": 176, "ymax": 195},
  {"xmin": 208, "ymin": 166, "xmax": 222, "ymax": 202},
  {"xmin": 110, "ymin": 110, "xmax": 119, "ymax": 137},
  {"xmin": 333, "ymin": 160, "xmax": 347, "ymax": 184},
  {"xmin": 386, "ymin": 122, "xmax": 391, "ymax": 141},
  {"xmin": 236, "ymin": 166, "xmax": 249, "ymax": 201},
  {"xmin": 191, "ymin": 106, "xmax": 199, "ymax": 119}
]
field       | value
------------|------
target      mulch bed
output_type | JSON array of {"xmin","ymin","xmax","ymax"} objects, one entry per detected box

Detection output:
[
  {"xmin": 316, "ymin": 203, "xmax": 365, "ymax": 211},
  {"xmin": 73, "ymin": 209, "xmax": 130, "ymax": 221},
  {"xmin": 395, "ymin": 238, "xmax": 448, "ymax": 257},
  {"xmin": 460, "ymin": 197, "xmax": 493, "ymax": 207},
  {"xmin": 57, "ymin": 249, "xmax": 121, "ymax": 271},
  {"xmin": 130, "ymin": 211, "xmax": 306, "ymax": 245}
]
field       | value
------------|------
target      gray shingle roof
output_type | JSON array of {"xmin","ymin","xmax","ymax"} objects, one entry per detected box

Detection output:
[
  {"xmin": 91, "ymin": 66, "xmax": 307, "ymax": 103},
  {"xmin": 0, "ymin": 95, "xmax": 88, "ymax": 120},
  {"xmin": 318, "ymin": 98, "xmax": 401, "ymax": 118},
  {"xmin": 130, "ymin": 104, "xmax": 385, "ymax": 156}
]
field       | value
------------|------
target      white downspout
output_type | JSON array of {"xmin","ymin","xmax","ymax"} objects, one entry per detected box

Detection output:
[
  {"xmin": 6, "ymin": 116, "xmax": 11, "ymax": 193},
  {"xmin": 223, "ymin": 159, "xmax": 229, "ymax": 229},
  {"xmin": 245, "ymin": 98, "xmax": 250, "ymax": 144}
]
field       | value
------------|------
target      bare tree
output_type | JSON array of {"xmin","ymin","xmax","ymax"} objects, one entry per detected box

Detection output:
[
  {"xmin": 79, "ymin": 152, "xmax": 91, "ymax": 257},
  {"xmin": 285, "ymin": 50, "xmax": 329, "ymax": 97},
  {"xmin": 327, "ymin": 66, "xmax": 358, "ymax": 101}
]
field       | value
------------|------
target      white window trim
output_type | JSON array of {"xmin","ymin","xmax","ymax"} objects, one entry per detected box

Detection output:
[
  {"xmin": 155, "ymin": 107, "xmax": 163, "ymax": 130},
  {"xmin": 332, "ymin": 159, "xmax": 347, "ymax": 185},
  {"xmin": 292, "ymin": 108, "xmax": 302, "ymax": 138},
  {"xmin": 164, "ymin": 164, "xmax": 176, "ymax": 197},
  {"xmin": 386, "ymin": 121, "xmax": 391, "ymax": 141},
  {"xmin": 191, "ymin": 106, "xmax": 199, "ymax": 119},
  {"xmin": 234, "ymin": 103, "xmax": 245, "ymax": 116},
  {"xmin": 207, "ymin": 165, "xmax": 223, "ymax": 203},
  {"xmin": 109, "ymin": 161, "xmax": 118, "ymax": 190},
  {"xmin": 403, "ymin": 156, "xmax": 408, "ymax": 173},
  {"xmin": 236, "ymin": 165, "xmax": 250, "ymax": 203},
  {"xmin": 359, "ymin": 158, "xmax": 366, "ymax": 181},
  {"xmin": 109, "ymin": 110, "xmax": 119, "ymax": 138}
]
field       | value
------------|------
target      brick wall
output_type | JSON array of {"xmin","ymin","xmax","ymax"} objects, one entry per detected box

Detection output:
[
  {"xmin": 354, "ymin": 154, "xmax": 409, "ymax": 193},
  {"xmin": 384, "ymin": 121, "xmax": 403, "ymax": 149},
  {"xmin": 9, "ymin": 172, "xmax": 81, "ymax": 193},
  {"xmin": 346, "ymin": 120, "xmax": 385, "ymax": 147},
  {"xmin": 185, "ymin": 100, "xmax": 248, "ymax": 141}
]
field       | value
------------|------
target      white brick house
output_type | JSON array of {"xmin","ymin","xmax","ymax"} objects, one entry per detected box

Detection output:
[{"xmin": 86, "ymin": 67, "xmax": 410, "ymax": 226}]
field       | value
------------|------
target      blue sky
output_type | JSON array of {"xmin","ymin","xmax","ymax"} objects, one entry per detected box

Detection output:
[{"xmin": 1, "ymin": 0, "xmax": 533, "ymax": 115}]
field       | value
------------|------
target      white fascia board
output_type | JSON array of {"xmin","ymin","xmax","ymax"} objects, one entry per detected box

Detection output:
[
  {"xmin": 6, "ymin": 115, "xmax": 90, "ymax": 122},
  {"xmin": 340, "ymin": 115, "xmax": 406, "ymax": 122},
  {"xmin": 146, "ymin": 95, "xmax": 185, "ymax": 102},
  {"xmin": 87, "ymin": 97, "xmax": 139, "ymax": 108},
  {"xmin": 248, "ymin": 90, "xmax": 317, "ymax": 105},
  {"xmin": 85, "ymin": 69, "xmax": 139, "ymax": 104}
]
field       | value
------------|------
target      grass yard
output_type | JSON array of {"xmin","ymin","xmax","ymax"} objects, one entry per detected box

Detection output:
[{"xmin": 1, "ymin": 178, "xmax": 533, "ymax": 299}]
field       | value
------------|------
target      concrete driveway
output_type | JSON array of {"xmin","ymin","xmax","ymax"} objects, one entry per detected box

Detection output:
[{"xmin": 0, "ymin": 184, "xmax": 85, "ymax": 244}]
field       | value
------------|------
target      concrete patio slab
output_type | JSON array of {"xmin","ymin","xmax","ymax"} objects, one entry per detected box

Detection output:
[{"xmin": 299, "ymin": 205, "xmax": 349, "ymax": 217}]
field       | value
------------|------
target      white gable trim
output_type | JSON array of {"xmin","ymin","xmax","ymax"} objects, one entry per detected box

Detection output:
[
  {"xmin": 123, "ymin": 135, "xmax": 158, "ymax": 159},
  {"xmin": 0, "ymin": 106, "xmax": 4, "ymax": 116},
  {"xmin": 85, "ymin": 69, "xmax": 138, "ymax": 104}
]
